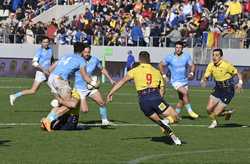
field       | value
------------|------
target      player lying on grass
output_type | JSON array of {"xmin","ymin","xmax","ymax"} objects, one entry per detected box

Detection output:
[
  {"xmin": 41, "ymin": 90, "xmax": 80, "ymax": 131},
  {"xmin": 201, "ymin": 48, "xmax": 243, "ymax": 128},
  {"xmin": 106, "ymin": 51, "xmax": 182, "ymax": 145}
]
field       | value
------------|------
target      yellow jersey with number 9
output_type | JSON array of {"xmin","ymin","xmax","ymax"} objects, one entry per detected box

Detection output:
[{"xmin": 127, "ymin": 63, "xmax": 164, "ymax": 91}]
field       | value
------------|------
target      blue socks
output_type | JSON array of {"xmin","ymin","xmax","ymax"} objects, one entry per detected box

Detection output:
[
  {"xmin": 185, "ymin": 104, "xmax": 193, "ymax": 113},
  {"xmin": 47, "ymin": 111, "xmax": 58, "ymax": 122},
  {"xmin": 14, "ymin": 92, "xmax": 22, "ymax": 98},
  {"xmin": 176, "ymin": 108, "xmax": 181, "ymax": 114},
  {"xmin": 99, "ymin": 107, "xmax": 108, "ymax": 120}
]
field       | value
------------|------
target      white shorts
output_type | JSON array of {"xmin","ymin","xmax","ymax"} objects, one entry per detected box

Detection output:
[
  {"xmin": 76, "ymin": 88, "xmax": 98, "ymax": 100},
  {"xmin": 47, "ymin": 74, "xmax": 71, "ymax": 97},
  {"xmin": 34, "ymin": 71, "xmax": 47, "ymax": 83},
  {"xmin": 209, "ymin": 95, "xmax": 227, "ymax": 107},
  {"xmin": 172, "ymin": 81, "xmax": 188, "ymax": 90}
]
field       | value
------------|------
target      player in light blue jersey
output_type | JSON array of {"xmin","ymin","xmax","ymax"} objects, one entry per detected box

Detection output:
[
  {"xmin": 74, "ymin": 43, "xmax": 115, "ymax": 125},
  {"xmin": 41, "ymin": 42, "xmax": 97, "ymax": 132},
  {"xmin": 159, "ymin": 41, "xmax": 199, "ymax": 119},
  {"xmin": 9, "ymin": 37, "xmax": 53, "ymax": 106}
]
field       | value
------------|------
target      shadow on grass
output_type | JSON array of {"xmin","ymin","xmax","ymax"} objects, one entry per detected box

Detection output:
[
  {"xmin": 217, "ymin": 123, "xmax": 249, "ymax": 128},
  {"xmin": 0, "ymin": 140, "xmax": 11, "ymax": 146},
  {"xmin": 122, "ymin": 136, "xmax": 186, "ymax": 145},
  {"xmin": 13, "ymin": 110, "xmax": 47, "ymax": 113},
  {"xmin": 181, "ymin": 115, "xmax": 205, "ymax": 120},
  {"xmin": 0, "ymin": 127, "xmax": 13, "ymax": 130}
]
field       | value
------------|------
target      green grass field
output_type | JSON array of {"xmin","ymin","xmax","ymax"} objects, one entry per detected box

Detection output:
[{"xmin": 0, "ymin": 77, "xmax": 250, "ymax": 164}]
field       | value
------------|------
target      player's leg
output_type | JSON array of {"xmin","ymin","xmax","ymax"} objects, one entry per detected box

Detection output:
[
  {"xmin": 89, "ymin": 89, "xmax": 112, "ymax": 125},
  {"xmin": 175, "ymin": 99, "xmax": 184, "ymax": 119},
  {"xmin": 9, "ymin": 71, "xmax": 46, "ymax": 106},
  {"xmin": 177, "ymin": 86, "xmax": 199, "ymax": 118},
  {"xmin": 148, "ymin": 112, "xmax": 181, "ymax": 145},
  {"xmin": 208, "ymin": 102, "xmax": 226, "ymax": 128}
]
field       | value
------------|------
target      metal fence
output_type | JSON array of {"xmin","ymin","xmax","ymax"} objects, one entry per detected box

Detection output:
[{"xmin": 0, "ymin": 33, "xmax": 249, "ymax": 49}]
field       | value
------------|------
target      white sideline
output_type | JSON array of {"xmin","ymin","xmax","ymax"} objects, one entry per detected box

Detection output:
[
  {"xmin": 127, "ymin": 148, "xmax": 250, "ymax": 164},
  {"xmin": 0, "ymin": 122, "xmax": 208, "ymax": 127}
]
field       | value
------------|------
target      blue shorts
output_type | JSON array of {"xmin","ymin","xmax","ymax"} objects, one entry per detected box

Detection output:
[
  {"xmin": 211, "ymin": 85, "xmax": 235, "ymax": 105},
  {"xmin": 52, "ymin": 114, "xmax": 79, "ymax": 130},
  {"xmin": 138, "ymin": 90, "xmax": 170, "ymax": 117}
]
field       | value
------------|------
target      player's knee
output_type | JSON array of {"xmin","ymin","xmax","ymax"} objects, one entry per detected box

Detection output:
[
  {"xmin": 207, "ymin": 106, "xmax": 213, "ymax": 114},
  {"xmin": 81, "ymin": 107, "xmax": 89, "ymax": 113},
  {"xmin": 29, "ymin": 89, "xmax": 36, "ymax": 94},
  {"xmin": 97, "ymin": 100, "xmax": 106, "ymax": 106}
]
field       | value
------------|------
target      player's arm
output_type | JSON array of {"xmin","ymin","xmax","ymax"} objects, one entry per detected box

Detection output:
[
  {"xmin": 32, "ymin": 52, "xmax": 49, "ymax": 76},
  {"xmin": 48, "ymin": 61, "xmax": 58, "ymax": 74},
  {"xmin": 228, "ymin": 64, "xmax": 243, "ymax": 92},
  {"xmin": 101, "ymin": 68, "xmax": 115, "ymax": 85},
  {"xmin": 201, "ymin": 64, "xmax": 212, "ymax": 87},
  {"xmin": 159, "ymin": 61, "xmax": 169, "ymax": 82},
  {"xmin": 80, "ymin": 66, "xmax": 99, "ymax": 88},
  {"xmin": 188, "ymin": 62, "xmax": 195, "ymax": 80},
  {"xmin": 106, "ymin": 75, "xmax": 133, "ymax": 102}
]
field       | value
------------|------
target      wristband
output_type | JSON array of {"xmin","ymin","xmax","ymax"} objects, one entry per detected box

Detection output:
[
  {"xmin": 189, "ymin": 72, "xmax": 194, "ymax": 76},
  {"xmin": 162, "ymin": 74, "xmax": 166, "ymax": 78},
  {"xmin": 239, "ymin": 80, "xmax": 243, "ymax": 85}
]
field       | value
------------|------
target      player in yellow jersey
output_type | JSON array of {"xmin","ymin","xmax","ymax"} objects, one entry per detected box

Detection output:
[
  {"xmin": 201, "ymin": 48, "xmax": 243, "ymax": 128},
  {"xmin": 106, "ymin": 51, "xmax": 182, "ymax": 145},
  {"xmin": 41, "ymin": 89, "xmax": 80, "ymax": 131}
]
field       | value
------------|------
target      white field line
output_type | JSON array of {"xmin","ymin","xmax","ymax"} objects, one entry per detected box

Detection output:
[
  {"xmin": 0, "ymin": 122, "xmax": 210, "ymax": 127},
  {"xmin": 127, "ymin": 148, "xmax": 250, "ymax": 164}
]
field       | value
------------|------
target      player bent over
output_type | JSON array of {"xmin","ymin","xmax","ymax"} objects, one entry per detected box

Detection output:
[
  {"xmin": 201, "ymin": 48, "xmax": 243, "ymax": 128},
  {"xmin": 107, "ymin": 51, "xmax": 181, "ymax": 145},
  {"xmin": 41, "ymin": 42, "xmax": 96, "ymax": 132},
  {"xmin": 41, "ymin": 90, "xmax": 80, "ymax": 131}
]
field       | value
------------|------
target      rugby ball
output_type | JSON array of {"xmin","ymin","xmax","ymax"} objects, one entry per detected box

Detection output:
[
  {"xmin": 50, "ymin": 99, "xmax": 59, "ymax": 107},
  {"xmin": 87, "ymin": 75, "xmax": 99, "ymax": 90}
]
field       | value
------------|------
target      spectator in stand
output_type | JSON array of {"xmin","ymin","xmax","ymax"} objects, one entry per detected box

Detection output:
[
  {"xmin": 47, "ymin": 18, "xmax": 58, "ymax": 42},
  {"xmin": 226, "ymin": 0, "xmax": 242, "ymax": 23},
  {"xmin": 131, "ymin": 20, "xmax": 145, "ymax": 46}
]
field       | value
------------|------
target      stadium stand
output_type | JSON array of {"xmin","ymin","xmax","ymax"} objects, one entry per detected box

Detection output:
[{"xmin": 0, "ymin": 0, "xmax": 249, "ymax": 48}]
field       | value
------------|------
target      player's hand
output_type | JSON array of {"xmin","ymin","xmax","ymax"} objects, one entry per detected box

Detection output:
[
  {"xmin": 44, "ymin": 70, "xmax": 50, "ymax": 76},
  {"xmin": 110, "ymin": 80, "xmax": 116, "ymax": 85},
  {"xmin": 235, "ymin": 83, "xmax": 243, "ymax": 93},
  {"xmin": 106, "ymin": 94, "xmax": 113, "ymax": 103},
  {"xmin": 200, "ymin": 80, "xmax": 207, "ymax": 88},
  {"xmin": 188, "ymin": 72, "xmax": 194, "ymax": 80},
  {"xmin": 162, "ymin": 74, "xmax": 169, "ymax": 83}
]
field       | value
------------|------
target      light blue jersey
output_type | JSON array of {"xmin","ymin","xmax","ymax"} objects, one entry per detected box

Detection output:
[
  {"xmin": 52, "ymin": 53, "xmax": 86, "ymax": 80},
  {"xmin": 33, "ymin": 47, "xmax": 53, "ymax": 70},
  {"xmin": 162, "ymin": 52, "xmax": 192, "ymax": 84},
  {"xmin": 74, "ymin": 56, "xmax": 102, "ymax": 90}
]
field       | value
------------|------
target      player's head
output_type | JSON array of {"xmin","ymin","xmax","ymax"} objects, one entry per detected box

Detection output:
[
  {"xmin": 175, "ymin": 41, "xmax": 184, "ymax": 56},
  {"xmin": 139, "ymin": 51, "xmax": 150, "ymax": 63},
  {"xmin": 73, "ymin": 42, "xmax": 84, "ymax": 54},
  {"xmin": 82, "ymin": 43, "xmax": 91, "ymax": 61},
  {"xmin": 212, "ymin": 48, "xmax": 223, "ymax": 65},
  {"xmin": 41, "ymin": 36, "xmax": 49, "ymax": 49}
]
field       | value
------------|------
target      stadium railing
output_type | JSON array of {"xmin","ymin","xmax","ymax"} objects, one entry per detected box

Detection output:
[{"xmin": 0, "ymin": 33, "xmax": 249, "ymax": 49}]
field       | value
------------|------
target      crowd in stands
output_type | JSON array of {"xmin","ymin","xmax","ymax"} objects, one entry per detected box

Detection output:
[{"xmin": 0, "ymin": 0, "xmax": 250, "ymax": 48}]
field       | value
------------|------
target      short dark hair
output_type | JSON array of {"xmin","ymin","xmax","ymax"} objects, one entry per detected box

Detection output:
[
  {"xmin": 73, "ymin": 42, "xmax": 84, "ymax": 54},
  {"xmin": 175, "ymin": 41, "xmax": 184, "ymax": 47},
  {"xmin": 42, "ymin": 36, "xmax": 49, "ymax": 41},
  {"xmin": 139, "ymin": 51, "xmax": 150, "ymax": 63},
  {"xmin": 82, "ymin": 43, "xmax": 91, "ymax": 51},
  {"xmin": 213, "ymin": 48, "xmax": 223, "ymax": 56}
]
